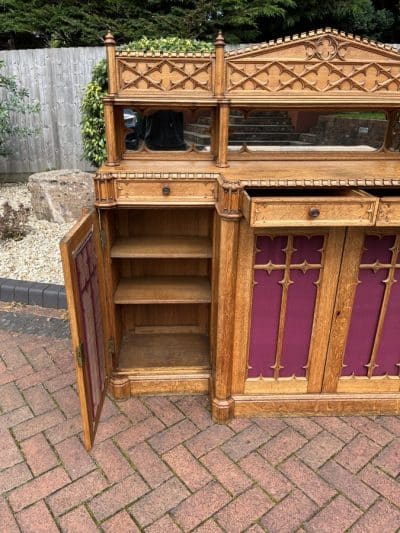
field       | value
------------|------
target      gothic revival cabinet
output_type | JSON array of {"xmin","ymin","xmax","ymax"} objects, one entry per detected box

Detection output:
[{"xmin": 61, "ymin": 29, "xmax": 400, "ymax": 448}]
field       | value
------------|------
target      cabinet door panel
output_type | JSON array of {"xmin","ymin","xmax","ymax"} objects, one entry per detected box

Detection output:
[
  {"xmin": 232, "ymin": 225, "xmax": 344, "ymax": 394},
  {"xmin": 324, "ymin": 229, "xmax": 400, "ymax": 393},
  {"xmin": 60, "ymin": 210, "xmax": 108, "ymax": 449}
]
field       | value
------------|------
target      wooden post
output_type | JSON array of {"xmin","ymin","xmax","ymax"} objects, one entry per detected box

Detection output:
[
  {"xmin": 104, "ymin": 32, "xmax": 119, "ymax": 166},
  {"xmin": 214, "ymin": 31, "xmax": 229, "ymax": 167},
  {"xmin": 104, "ymin": 100, "xmax": 119, "ymax": 166},
  {"xmin": 212, "ymin": 181, "xmax": 242, "ymax": 421},
  {"xmin": 104, "ymin": 31, "xmax": 117, "ymax": 95},
  {"xmin": 217, "ymin": 103, "xmax": 229, "ymax": 167},
  {"xmin": 214, "ymin": 31, "xmax": 225, "ymax": 97}
]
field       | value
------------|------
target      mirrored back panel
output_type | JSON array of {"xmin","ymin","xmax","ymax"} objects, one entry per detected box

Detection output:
[
  {"xmin": 122, "ymin": 108, "xmax": 212, "ymax": 156},
  {"xmin": 227, "ymin": 110, "xmax": 387, "ymax": 153}
]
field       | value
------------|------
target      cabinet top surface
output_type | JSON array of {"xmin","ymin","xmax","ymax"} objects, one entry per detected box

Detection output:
[{"xmin": 97, "ymin": 159, "xmax": 400, "ymax": 187}]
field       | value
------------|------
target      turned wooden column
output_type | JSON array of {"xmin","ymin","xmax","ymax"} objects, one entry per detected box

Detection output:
[
  {"xmin": 216, "ymin": 103, "xmax": 230, "ymax": 168},
  {"xmin": 214, "ymin": 31, "xmax": 229, "ymax": 168},
  {"xmin": 212, "ymin": 181, "xmax": 242, "ymax": 421},
  {"xmin": 104, "ymin": 32, "xmax": 119, "ymax": 166},
  {"xmin": 104, "ymin": 100, "xmax": 119, "ymax": 166},
  {"xmin": 104, "ymin": 31, "xmax": 117, "ymax": 96},
  {"xmin": 214, "ymin": 31, "xmax": 225, "ymax": 98}
]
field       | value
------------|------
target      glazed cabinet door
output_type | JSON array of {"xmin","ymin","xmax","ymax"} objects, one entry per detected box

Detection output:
[
  {"xmin": 60, "ymin": 210, "xmax": 109, "ymax": 449},
  {"xmin": 323, "ymin": 228, "xmax": 400, "ymax": 394},
  {"xmin": 231, "ymin": 221, "xmax": 345, "ymax": 395}
]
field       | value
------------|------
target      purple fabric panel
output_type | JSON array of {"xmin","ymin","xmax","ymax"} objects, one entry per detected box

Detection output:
[
  {"xmin": 361, "ymin": 235, "xmax": 395, "ymax": 264},
  {"xmin": 280, "ymin": 269, "xmax": 319, "ymax": 377},
  {"xmin": 292, "ymin": 235, "xmax": 324, "ymax": 264},
  {"xmin": 254, "ymin": 236, "xmax": 287, "ymax": 265},
  {"xmin": 248, "ymin": 269, "xmax": 283, "ymax": 378},
  {"xmin": 343, "ymin": 235, "xmax": 396, "ymax": 377},
  {"xmin": 81, "ymin": 285, "xmax": 100, "ymax": 417},
  {"xmin": 342, "ymin": 267, "xmax": 387, "ymax": 377},
  {"xmin": 374, "ymin": 267, "xmax": 400, "ymax": 376},
  {"xmin": 75, "ymin": 234, "xmax": 105, "ymax": 422}
]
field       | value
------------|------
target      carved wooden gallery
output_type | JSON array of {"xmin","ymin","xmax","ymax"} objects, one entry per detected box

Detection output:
[{"xmin": 61, "ymin": 29, "xmax": 400, "ymax": 448}]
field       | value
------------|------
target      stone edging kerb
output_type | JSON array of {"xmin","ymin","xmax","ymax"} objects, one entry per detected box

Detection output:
[{"xmin": 0, "ymin": 278, "xmax": 66, "ymax": 309}]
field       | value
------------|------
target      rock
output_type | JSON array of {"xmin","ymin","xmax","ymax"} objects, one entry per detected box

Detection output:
[{"xmin": 28, "ymin": 169, "xmax": 95, "ymax": 223}]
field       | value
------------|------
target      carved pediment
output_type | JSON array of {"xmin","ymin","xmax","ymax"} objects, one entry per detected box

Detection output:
[
  {"xmin": 226, "ymin": 28, "xmax": 400, "ymax": 95},
  {"xmin": 227, "ymin": 28, "xmax": 400, "ymax": 62}
]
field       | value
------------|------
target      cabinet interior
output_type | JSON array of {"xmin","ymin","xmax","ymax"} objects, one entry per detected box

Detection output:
[{"xmin": 105, "ymin": 207, "xmax": 214, "ymax": 375}]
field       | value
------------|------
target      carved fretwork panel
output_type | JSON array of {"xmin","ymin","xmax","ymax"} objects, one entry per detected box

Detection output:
[
  {"xmin": 342, "ymin": 234, "xmax": 400, "ymax": 381},
  {"xmin": 247, "ymin": 234, "xmax": 325, "ymax": 392},
  {"xmin": 117, "ymin": 57, "xmax": 213, "ymax": 94},
  {"xmin": 226, "ymin": 33, "xmax": 400, "ymax": 95}
]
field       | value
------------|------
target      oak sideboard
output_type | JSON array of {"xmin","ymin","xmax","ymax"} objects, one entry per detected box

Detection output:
[{"xmin": 61, "ymin": 29, "xmax": 400, "ymax": 448}]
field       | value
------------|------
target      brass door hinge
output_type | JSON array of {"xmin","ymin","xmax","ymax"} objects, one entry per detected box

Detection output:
[
  {"xmin": 76, "ymin": 343, "xmax": 85, "ymax": 368},
  {"xmin": 100, "ymin": 229, "xmax": 106, "ymax": 249},
  {"xmin": 108, "ymin": 338, "xmax": 115, "ymax": 355}
]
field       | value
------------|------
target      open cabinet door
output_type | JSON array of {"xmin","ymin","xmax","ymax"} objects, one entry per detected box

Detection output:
[{"xmin": 60, "ymin": 210, "xmax": 108, "ymax": 450}]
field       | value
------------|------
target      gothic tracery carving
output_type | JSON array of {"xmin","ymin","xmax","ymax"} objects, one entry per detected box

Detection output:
[{"xmin": 118, "ymin": 58, "xmax": 212, "ymax": 93}]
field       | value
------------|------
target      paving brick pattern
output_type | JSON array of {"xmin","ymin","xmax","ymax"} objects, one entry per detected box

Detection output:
[{"xmin": 0, "ymin": 306, "xmax": 400, "ymax": 532}]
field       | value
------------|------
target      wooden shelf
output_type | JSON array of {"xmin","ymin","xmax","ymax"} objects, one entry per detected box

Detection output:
[
  {"xmin": 114, "ymin": 276, "xmax": 211, "ymax": 304},
  {"xmin": 117, "ymin": 332, "xmax": 209, "ymax": 373},
  {"xmin": 111, "ymin": 236, "xmax": 212, "ymax": 258}
]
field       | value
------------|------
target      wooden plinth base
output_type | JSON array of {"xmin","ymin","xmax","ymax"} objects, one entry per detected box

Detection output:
[
  {"xmin": 211, "ymin": 397, "xmax": 234, "ymax": 422},
  {"xmin": 109, "ymin": 373, "xmax": 209, "ymax": 398},
  {"xmin": 232, "ymin": 393, "xmax": 400, "ymax": 417}
]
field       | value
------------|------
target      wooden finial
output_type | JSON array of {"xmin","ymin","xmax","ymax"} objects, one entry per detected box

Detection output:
[
  {"xmin": 215, "ymin": 31, "xmax": 225, "ymax": 47},
  {"xmin": 104, "ymin": 31, "xmax": 116, "ymax": 46}
]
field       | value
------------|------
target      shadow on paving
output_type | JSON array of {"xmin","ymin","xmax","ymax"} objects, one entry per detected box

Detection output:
[{"xmin": 0, "ymin": 310, "xmax": 70, "ymax": 339}]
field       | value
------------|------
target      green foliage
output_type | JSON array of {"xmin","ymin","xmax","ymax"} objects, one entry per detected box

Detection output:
[
  {"xmin": 81, "ymin": 38, "xmax": 213, "ymax": 167},
  {"xmin": 120, "ymin": 36, "xmax": 214, "ymax": 54},
  {"xmin": 0, "ymin": 202, "xmax": 30, "ymax": 240},
  {"xmin": 81, "ymin": 59, "xmax": 107, "ymax": 167},
  {"xmin": 1, "ymin": 0, "xmax": 399, "ymax": 48},
  {"xmin": 279, "ymin": 0, "xmax": 395, "ymax": 41},
  {"xmin": 0, "ymin": 60, "xmax": 39, "ymax": 157}
]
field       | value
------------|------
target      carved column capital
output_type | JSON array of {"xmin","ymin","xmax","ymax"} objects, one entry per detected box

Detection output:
[
  {"xmin": 216, "ymin": 179, "xmax": 243, "ymax": 220},
  {"xmin": 94, "ymin": 173, "xmax": 116, "ymax": 206}
]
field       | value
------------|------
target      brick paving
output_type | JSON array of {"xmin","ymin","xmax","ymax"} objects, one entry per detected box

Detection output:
[{"xmin": 0, "ymin": 305, "xmax": 400, "ymax": 532}]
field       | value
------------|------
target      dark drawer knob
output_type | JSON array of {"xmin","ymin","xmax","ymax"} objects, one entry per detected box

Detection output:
[
  {"xmin": 162, "ymin": 185, "xmax": 171, "ymax": 196},
  {"xmin": 309, "ymin": 207, "xmax": 320, "ymax": 218}
]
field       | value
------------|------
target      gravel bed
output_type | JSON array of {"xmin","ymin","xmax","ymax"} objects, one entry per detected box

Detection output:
[{"xmin": 0, "ymin": 183, "xmax": 74, "ymax": 284}]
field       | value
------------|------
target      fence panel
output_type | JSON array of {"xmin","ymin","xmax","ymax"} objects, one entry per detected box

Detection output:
[{"xmin": 0, "ymin": 46, "xmax": 104, "ymax": 175}]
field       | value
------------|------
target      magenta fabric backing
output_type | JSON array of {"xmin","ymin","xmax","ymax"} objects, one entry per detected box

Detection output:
[
  {"xmin": 342, "ymin": 234, "xmax": 400, "ymax": 377},
  {"xmin": 75, "ymin": 232, "xmax": 105, "ymax": 421},
  {"xmin": 248, "ymin": 235, "xmax": 323, "ymax": 379}
]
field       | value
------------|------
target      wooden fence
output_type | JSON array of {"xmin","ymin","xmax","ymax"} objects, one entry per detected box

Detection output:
[{"xmin": 0, "ymin": 46, "xmax": 104, "ymax": 175}]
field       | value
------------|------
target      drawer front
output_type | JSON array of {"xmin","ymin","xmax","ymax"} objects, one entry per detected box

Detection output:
[
  {"xmin": 376, "ymin": 198, "xmax": 400, "ymax": 226},
  {"xmin": 115, "ymin": 180, "xmax": 216, "ymax": 205},
  {"xmin": 246, "ymin": 197, "xmax": 377, "ymax": 227}
]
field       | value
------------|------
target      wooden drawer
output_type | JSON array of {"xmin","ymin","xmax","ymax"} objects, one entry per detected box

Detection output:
[
  {"xmin": 114, "ymin": 180, "xmax": 216, "ymax": 205},
  {"xmin": 369, "ymin": 189, "xmax": 400, "ymax": 227},
  {"xmin": 241, "ymin": 188, "xmax": 378, "ymax": 228}
]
